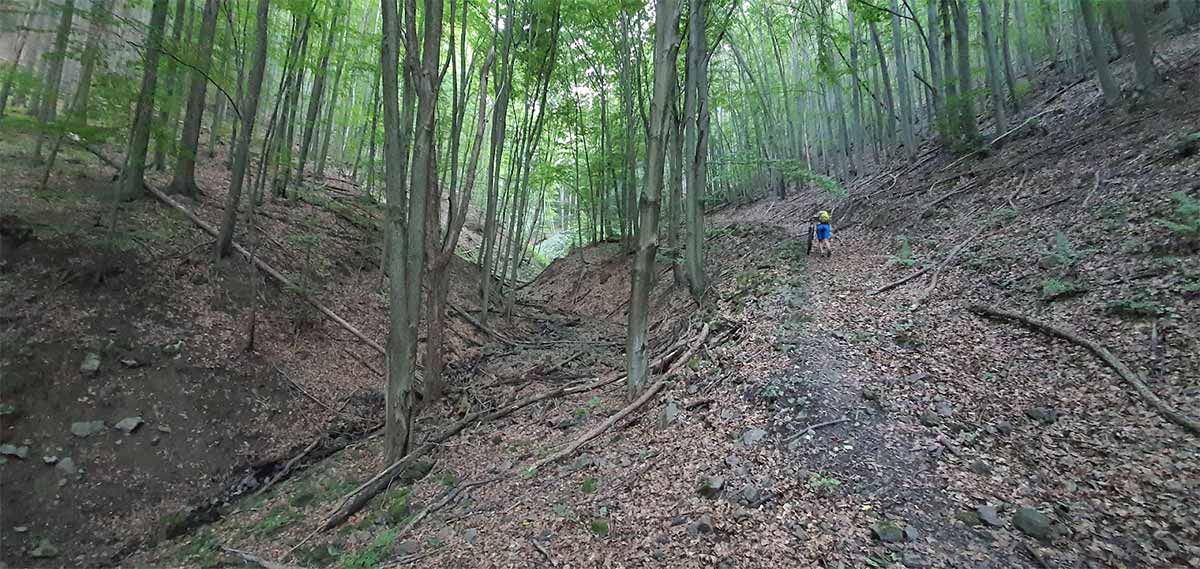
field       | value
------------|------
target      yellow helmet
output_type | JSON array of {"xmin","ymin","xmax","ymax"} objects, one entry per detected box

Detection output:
[{"xmin": 817, "ymin": 211, "xmax": 831, "ymax": 223}]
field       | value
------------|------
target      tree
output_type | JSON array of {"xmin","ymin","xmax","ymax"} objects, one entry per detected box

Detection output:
[
  {"xmin": 626, "ymin": 0, "xmax": 682, "ymax": 398},
  {"xmin": 0, "ymin": 0, "xmax": 45, "ymax": 118},
  {"xmin": 118, "ymin": 0, "xmax": 170, "ymax": 201},
  {"xmin": 215, "ymin": 0, "xmax": 270, "ymax": 257},
  {"xmin": 1078, "ymin": 0, "xmax": 1121, "ymax": 106},
  {"xmin": 952, "ymin": 0, "xmax": 978, "ymax": 145},
  {"xmin": 683, "ymin": 0, "xmax": 710, "ymax": 300},
  {"xmin": 166, "ymin": 0, "xmax": 220, "ymax": 197},
  {"xmin": 32, "ymin": 0, "xmax": 75, "ymax": 162},
  {"xmin": 979, "ymin": 0, "xmax": 1007, "ymax": 138},
  {"xmin": 1124, "ymin": 0, "xmax": 1158, "ymax": 92}
]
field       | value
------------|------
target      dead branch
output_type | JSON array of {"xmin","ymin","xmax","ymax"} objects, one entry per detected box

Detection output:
[
  {"xmin": 908, "ymin": 227, "xmax": 987, "ymax": 311},
  {"xmin": 255, "ymin": 437, "xmax": 322, "ymax": 497},
  {"xmin": 222, "ymin": 547, "xmax": 307, "ymax": 569},
  {"xmin": 988, "ymin": 108, "xmax": 1062, "ymax": 148},
  {"xmin": 1007, "ymin": 170, "xmax": 1027, "ymax": 209},
  {"xmin": 526, "ymin": 381, "xmax": 667, "ymax": 475},
  {"xmin": 1081, "ymin": 170, "xmax": 1102, "ymax": 209},
  {"xmin": 448, "ymin": 302, "xmax": 516, "ymax": 346},
  {"xmin": 530, "ymin": 539, "xmax": 557, "ymax": 567},
  {"xmin": 342, "ymin": 347, "xmax": 384, "ymax": 377},
  {"xmin": 869, "ymin": 228, "xmax": 983, "ymax": 296},
  {"xmin": 395, "ymin": 477, "xmax": 498, "ymax": 538},
  {"xmin": 786, "ymin": 416, "xmax": 850, "ymax": 443},
  {"xmin": 918, "ymin": 180, "xmax": 979, "ymax": 218},
  {"xmin": 144, "ymin": 185, "xmax": 387, "ymax": 355},
  {"xmin": 968, "ymin": 305, "xmax": 1200, "ymax": 435}
]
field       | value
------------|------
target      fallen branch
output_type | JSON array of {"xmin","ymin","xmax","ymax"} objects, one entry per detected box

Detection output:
[
  {"xmin": 968, "ymin": 305, "xmax": 1200, "ymax": 435},
  {"xmin": 144, "ymin": 185, "xmax": 387, "ymax": 355},
  {"xmin": 448, "ymin": 302, "xmax": 516, "ymax": 346},
  {"xmin": 255, "ymin": 437, "xmax": 322, "ymax": 497},
  {"xmin": 530, "ymin": 539, "xmax": 557, "ymax": 567},
  {"xmin": 908, "ymin": 227, "xmax": 987, "ymax": 311},
  {"xmin": 1080, "ymin": 170, "xmax": 1102, "ymax": 210},
  {"xmin": 786, "ymin": 416, "xmax": 850, "ymax": 443},
  {"xmin": 526, "ymin": 381, "xmax": 667, "ymax": 474},
  {"xmin": 342, "ymin": 347, "xmax": 383, "ymax": 377},
  {"xmin": 988, "ymin": 108, "xmax": 1061, "ymax": 148},
  {"xmin": 918, "ymin": 180, "xmax": 979, "ymax": 218},
  {"xmin": 222, "ymin": 547, "xmax": 306, "ymax": 569},
  {"xmin": 394, "ymin": 477, "xmax": 497, "ymax": 538},
  {"xmin": 869, "ymin": 229, "xmax": 983, "ymax": 296}
]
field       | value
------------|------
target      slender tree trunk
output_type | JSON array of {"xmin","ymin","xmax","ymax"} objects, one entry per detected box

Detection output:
[
  {"xmin": 1000, "ymin": 0, "xmax": 1020, "ymax": 111},
  {"xmin": 296, "ymin": 0, "xmax": 342, "ymax": 187},
  {"xmin": 979, "ymin": 0, "xmax": 1007, "ymax": 138},
  {"xmin": 952, "ymin": 0, "xmax": 978, "ymax": 145},
  {"xmin": 68, "ymin": 0, "xmax": 111, "ymax": 124},
  {"xmin": 166, "ymin": 0, "xmax": 219, "ymax": 197},
  {"xmin": 890, "ymin": 0, "xmax": 915, "ymax": 156},
  {"xmin": 214, "ymin": 0, "xmax": 269, "ymax": 257},
  {"xmin": 683, "ymin": 0, "xmax": 708, "ymax": 300},
  {"xmin": 868, "ymin": 20, "xmax": 897, "ymax": 145},
  {"xmin": 316, "ymin": 50, "xmax": 346, "ymax": 179},
  {"xmin": 118, "ymin": 0, "xmax": 168, "ymax": 200},
  {"xmin": 153, "ymin": 0, "xmax": 187, "ymax": 171},
  {"xmin": 1013, "ymin": 0, "xmax": 1034, "ymax": 76},
  {"xmin": 1078, "ymin": 0, "xmax": 1121, "ymax": 105},
  {"xmin": 0, "ymin": 0, "xmax": 44, "ymax": 118},
  {"xmin": 32, "ymin": 0, "xmax": 75, "ymax": 162},
  {"xmin": 1124, "ymin": 0, "xmax": 1158, "ymax": 92},
  {"xmin": 926, "ymin": 0, "xmax": 945, "ymax": 125}
]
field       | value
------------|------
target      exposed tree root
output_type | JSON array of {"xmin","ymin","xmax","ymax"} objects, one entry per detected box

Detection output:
[
  {"xmin": 968, "ymin": 305, "xmax": 1200, "ymax": 435},
  {"xmin": 526, "ymin": 381, "xmax": 667, "ymax": 475},
  {"xmin": 907, "ymin": 227, "xmax": 987, "ymax": 311},
  {"xmin": 222, "ymin": 547, "xmax": 306, "ymax": 569},
  {"xmin": 393, "ymin": 477, "xmax": 498, "ymax": 538},
  {"xmin": 254, "ymin": 436, "xmax": 322, "ymax": 498}
]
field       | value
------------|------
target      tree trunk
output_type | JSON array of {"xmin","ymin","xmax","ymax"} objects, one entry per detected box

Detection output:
[
  {"xmin": 166, "ymin": 0, "xmax": 219, "ymax": 197},
  {"xmin": 68, "ymin": 0, "xmax": 111, "ymax": 124},
  {"xmin": 316, "ymin": 50, "xmax": 346, "ymax": 179},
  {"xmin": 868, "ymin": 20, "xmax": 897, "ymax": 145},
  {"xmin": 925, "ymin": 0, "xmax": 945, "ymax": 124},
  {"xmin": 0, "ymin": 0, "xmax": 44, "ymax": 118},
  {"xmin": 479, "ymin": 2, "xmax": 514, "ymax": 326},
  {"xmin": 979, "ymin": 0, "xmax": 1007, "ymax": 139},
  {"xmin": 215, "ymin": 0, "xmax": 269, "ymax": 257},
  {"xmin": 683, "ymin": 0, "xmax": 708, "ymax": 300},
  {"xmin": 1078, "ymin": 0, "xmax": 1122, "ymax": 106},
  {"xmin": 153, "ymin": 0, "xmax": 188, "ymax": 172},
  {"xmin": 296, "ymin": 0, "xmax": 342, "ymax": 187},
  {"xmin": 627, "ymin": 0, "xmax": 681, "ymax": 399},
  {"xmin": 1000, "ymin": 0, "xmax": 1020, "ymax": 112},
  {"xmin": 1013, "ymin": 0, "xmax": 1034, "ymax": 75},
  {"xmin": 1124, "ymin": 0, "xmax": 1158, "ymax": 92},
  {"xmin": 118, "ymin": 0, "xmax": 168, "ymax": 200},
  {"xmin": 32, "ymin": 0, "xmax": 75, "ymax": 162},
  {"xmin": 952, "ymin": 0, "xmax": 978, "ymax": 145},
  {"xmin": 890, "ymin": 0, "xmax": 915, "ymax": 157}
]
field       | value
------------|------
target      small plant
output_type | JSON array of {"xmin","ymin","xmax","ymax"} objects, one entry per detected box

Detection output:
[
  {"xmin": 580, "ymin": 477, "xmax": 597, "ymax": 493},
  {"xmin": 892, "ymin": 321, "xmax": 921, "ymax": 348},
  {"xmin": 1159, "ymin": 192, "xmax": 1200, "ymax": 243},
  {"xmin": 550, "ymin": 503, "xmax": 576, "ymax": 520},
  {"xmin": 182, "ymin": 531, "xmax": 223, "ymax": 569},
  {"xmin": 590, "ymin": 517, "xmax": 611, "ymax": 536},
  {"xmin": 254, "ymin": 507, "xmax": 300, "ymax": 536},
  {"xmin": 440, "ymin": 469, "xmax": 459, "ymax": 487},
  {"xmin": 1041, "ymin": 231, "xmax": 1094, "ymax": 271},
  {"xmin": 807, "ymin": 473, "xmax": 842, "ymax": 494},
  {"xmin": 1105, "ymin": 299, "xmax": 1168, "ymax": 319},
  {"xmin": 574, "ymin": 396, "xmax": 602, "ymax": 419},
  {"xmin": 888, "ymin": 236, "xmax": 917, "ymax": 268},
  {"xmin": 991, "ymin": 207, "xmax": 1021, "ymax": 222},
  {"xmin": 379, "ymin": 487, "xmax": 411, "ymax": 524},
  {"xmin": 337, "ymin": 528, "xmax": 398, "ymax": 569},
  {"xmin": 1040, "ymin": 278, "xmax": 1083, "ymax": 301},
  {"xmin": 0, "ymin": 403, "xmax": 15, "ymax": 416}
]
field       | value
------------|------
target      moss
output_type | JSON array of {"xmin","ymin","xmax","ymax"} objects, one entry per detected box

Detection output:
[
  {"xmin": 253, "ymin": 506, "xmax": 301, "ymax": 536},
  {"xmin": 1040, "ymin": 278, "xmax": 1084, "ymax": 301},
  {"xmin": 1105, "ymin": 299, "xmax": 1169, "ymax": 319},
  {"xmin": 378, "ymin": 487, "xmax": 411, "ymax": 525},
  {"xmin": 590, "ymin": 518, "xmax": 610, "ymax": 536}
]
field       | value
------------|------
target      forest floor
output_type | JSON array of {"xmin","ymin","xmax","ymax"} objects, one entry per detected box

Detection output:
[{"xmin": 3, "ymin": 27, "xmax": 1199, "ymax": 569}]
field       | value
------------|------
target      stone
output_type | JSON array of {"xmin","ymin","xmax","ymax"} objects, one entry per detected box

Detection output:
[
  {"xmin": 870, "ymin": 521, "xmax": 905, "ymax": 543},
  {"xmin": 740, "ymin": 484, "xmax": 761, "ymax": 505},
  {"xmin": 968, "ymin": 461, "xmax": 993, "ymax": 475},
  {"xmin": 56, "ymin": 457, "xmax": 78, "ymax": 476},
  {"xmin": 687, "ymin": 514, "xmax": 714, "ymax": 536},
  {"xmin": 80, "ymin": 353, "xmax": 101, "ymax": 375},
  {"xmin": 119, "ymin": 358, "xmax": 142, "ymax": 368},
  {"xmin": 13, "ymin": 526, "xmax": 28, "ymax": 533},
  {"xmin": 903, "ymin": 526, "xmax": 920, "ymax": 542},
  {"xmin": 114, "ymin": 416, "xmax": 144, "ymax": 434},
  {"xmin": 901, "ymin": 553, "xmax": 931, "ymax": 568},
  {"xmin": 698, "ymin": 476, "xmax": 724, "ymax": 499},
  {"xmin": 657, "ymin": 401, "xmax": 681, "ymax": 430},
  {"xmin": 394, "ymin": 541, "xmax": 421, "ymax": 556},
  {"xmin": 42, "ymin": 455, "xmax": 58, "ymax": 465},
  {"xmin": 30, "ymin": 539, "xmax": 59, "ymax": 559},
  {"xmin": 861, "ymin": 387, "xmax": 880, "ymax": 401},
  {"xmin": 0, "ymin": 444, "xmax": 29, "ymax": 459},
  {"xmin": 463, "ymin": 528, "xmax": 478, "ymax": 545},
  {"xmin": 1013, "ymin": 507, "xmax": 1053, "ymax": 540},
  {"xmin": 993, "ymin": 421, "xmax": 1013, "ymax": 435},
  {"xmin": 1025, "ymin": 407, "xmax": 1058, "ymax": 425},
  {"xmin": 935, "ymin": 401, "xmax": 953, "ymax": 416},
  {"xmin": 399, "ymin": 460, "xmax": 434, "ymax": 482},
  {"xmin": 977, "ymin": 505, "xmax": 1003, "ymax": 527},
  {"xmin": 741, "ymin": 428, "xmax": 768, "ymax": 445},
  {"xmin": 918, "ymin": 411, "xmax": 941, "ymax": 427},
  {"xmin": 156, "ymin": 425, "xmax": 173, "ymax": 434},
  {"xmin": 70, "ymin": 421, "xmax": 106, "ymax": 438},
  {"xmin": 954, "ymin": 511, "xmax": 982, "ymax": 526},
  {"xmin": 161, "ymin": 340, "xmax": 184, "ymax": 356}
]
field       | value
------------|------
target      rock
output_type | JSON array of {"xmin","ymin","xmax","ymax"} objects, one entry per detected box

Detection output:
[
  {"xmin": 698, "ymin": 476, "xmax": 724, "ymax": 499},
  {"xmin": 30, "ymin": 539, "xmax": 59, "ymax": 559},
  {"xmin": 0, "ymin": 444, "xmax": 29, "ymax": 459},
  {"xmin": 156, "ymin": 425, "xmax": 173, "ymax": 434},
  {"xmin": 861, "ymin": 387, "xmax": 880, "ymax": 401},
  {"xmin": 570, "ymin": 453, "xmax": 595, "ymax": 471},
  {"xmin": 1013, "ymin": 507, "xmax": 1053, "ymax": 540},
  {"xmin": 119, "ymin": 358, "xmax": 142, "ymax": 368},
  {"xmin": 741, "ymin": 428, "xmax": 768, "ymax": 445},
  {"xmin": 687, "ymin": 514, "xmax": 714, "ymax": 536},
  {"xmin": 901, "ymin": 553, "xmax": 930, "ymax": 568},
  {"xmin": 394, "ymin": 541, "xmax": 421, "ymax": 556},
  {"xmin": 935, "ymin": 401, "xmax": 953, "ymax": 416},
  {"xmin": 463, "ymin": 528, "xmax": 478, "ymax": 545},
  {"xmin": 871, "ymin": 521, "xmax": 905, "ymax": 543},
  {"xmin": 918, "ymin": 411, "xmax": 941, "ymax": 427},
  {"xmin": 70, "ymin": 420, "xmax": 106, "ymax": 438},
  {"xmin": 1025, "ymin": 407, "xmax": 1058, "ymax": 425},
  {"xmin": 399, "ymin": 460, "xmax": 434, "ymax": 482},
  {"xmin": 161, "ymin": 340, "xmax": 184, "ymax": 356},
  {"xmin": 42, "ymin": 455, "xmax": 58, "ymax": 465},
  {"xmin": 657, "ymin": 401, "xmax": 681, "ymax": 430},
  {"xmin": 740, "ymin": 484, "xmax": 761, "ymax": 505},
  {"xmin": 993, "ymin": 421, "xmax": 1013, "ymax": 435},
  {"xmin": 56, "ymin": 457, "xmax": 78, "ymax": 476},
  {"xmin": 14, "ymin": 526, "xmax": 28, "ymax": 533},
  {"xmin": 976, "ymin": 505, "xmax": 1003, "ymax": 527},
  {"xmin": 114, "ymin": 416, "xmax": 144, "ymax": 434},
  {"xmin": 80, "ymin": 353, "xmax": 101, "ymax": 375},
  {"xmin": 968, "ymin": 461, "xmax": 993, "ymax": 475},
  {"xmin": 903, "ymin": 526, "xmax": 920, "ymax": 542},
  {"xmin": 954, "ymin": 511, "xmax": 982, "ymax": 526}
]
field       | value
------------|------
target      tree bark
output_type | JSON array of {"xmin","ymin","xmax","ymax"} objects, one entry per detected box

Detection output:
[
  {"xmin": 952, "ymin": 0, "xmax": 978, "ymax": 145},
  {"xmin": 214, "ymin": 0, "xmax": 269, "ymax": 257},
  {"xmin": 118, "ymin": 0, "xmax": 168, "ymax": 201},
  {"xmin": 32, "ymin": 0, "xmax": 75, "ymax": 162},
  {"xmin": 0, "ymin": 0, "xmax": 44, "ymax": 118},
  {"xmin": 890, "ymin": 0, "xmax": 915, "ymax": 156},
  {"xmin": 868, "ymin": 20, "xmax": 897, "ymax": 145},
  {"xmin": 1000, "ymin": 0, "xmax": 1020, "ymax": 112},
  {"xmin": 1124, "ymin": 0, "xmax": 1158, "ymax": 92},
  {"xmin": 683, "ymin": 0, "xmax": 708, "ymax": 300},
  {"xmin": 153, "ymin": 0, "xmax": 188, "ymax": 172},
  {"xmin": 1078, "ymin": 0, "xmax": 1121, "ymax": 106},
  {"xmin": 296, "ymin": 0, "xmax": 342, "ymax": 187},
  {"xmin": 166, "ymin": 0, "xmax": 219, "ymax": 197},
  {"xmin": 979, "ymin": 0, "xmax": 1007, "ymax": 139}
]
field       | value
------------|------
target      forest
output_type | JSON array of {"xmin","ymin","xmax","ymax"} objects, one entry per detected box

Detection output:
[{"xmin": 1, "ymin": 0, "xmax": 1198, "ymax": 567}]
